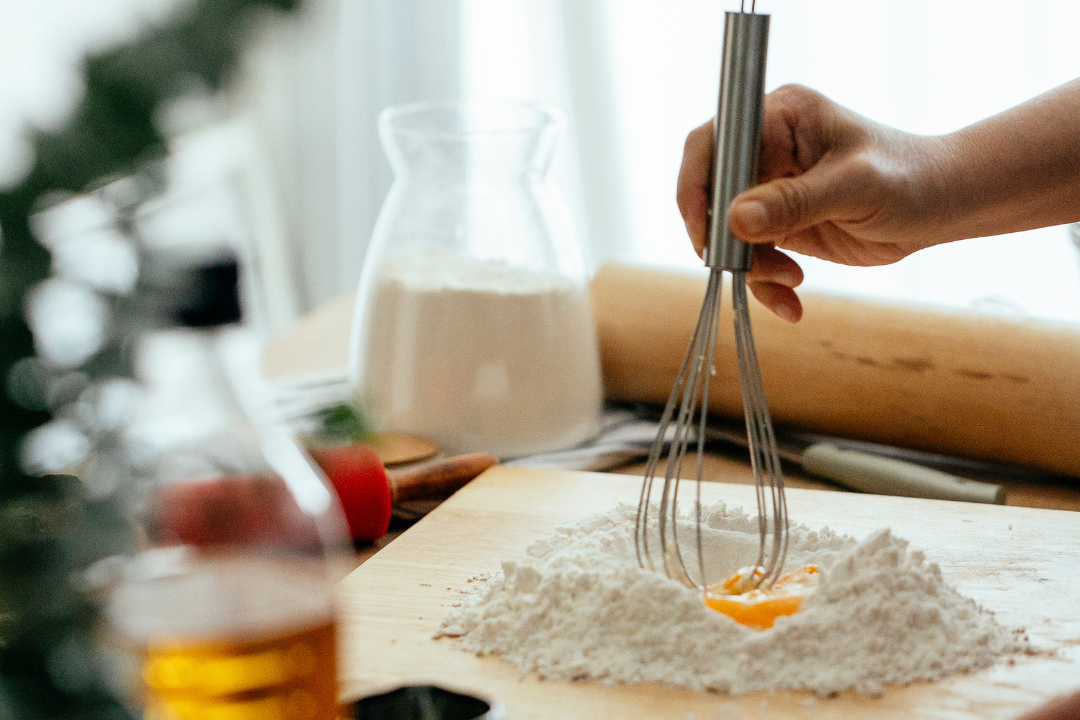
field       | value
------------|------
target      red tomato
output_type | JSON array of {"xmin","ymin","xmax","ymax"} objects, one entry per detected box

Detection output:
[{"xmin": 307, "ymin": 443, "xmax": 392, "ymax": 542}]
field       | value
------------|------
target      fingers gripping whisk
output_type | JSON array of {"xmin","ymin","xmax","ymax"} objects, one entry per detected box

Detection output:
[{"xmin": 634, "ymin": 7, "xmax": 788, "ymax": 592}]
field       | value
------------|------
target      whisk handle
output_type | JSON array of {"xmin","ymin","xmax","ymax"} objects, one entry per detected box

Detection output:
[{"xmin": 706, "ymin": 11, "xmax": 770, "ymax": 272}]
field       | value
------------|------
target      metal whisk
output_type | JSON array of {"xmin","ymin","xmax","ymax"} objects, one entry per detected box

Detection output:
[{"xmin": 634, "ymin": 3, "xmax": 789, "ymax": 593}]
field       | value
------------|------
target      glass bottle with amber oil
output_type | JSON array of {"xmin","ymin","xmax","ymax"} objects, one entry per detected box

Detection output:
[{"xmin": 105, "ymin": 257, "xmax": 351, "ymax": 720}]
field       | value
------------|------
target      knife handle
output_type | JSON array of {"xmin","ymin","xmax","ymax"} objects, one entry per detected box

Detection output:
[{"xmin": 801, "ymin": 443, "xmax": 1006, "ymax": 505}]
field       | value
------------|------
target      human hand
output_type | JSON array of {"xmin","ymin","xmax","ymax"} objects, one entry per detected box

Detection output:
[{"xmin": 677, "ymin": 84, "xmax": 949, "ymax": 322}]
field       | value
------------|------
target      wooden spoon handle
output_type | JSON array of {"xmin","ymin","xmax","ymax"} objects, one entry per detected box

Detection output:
[{"xmin": 387, "ymin": 453, "xmax": 499, "ymax": 503}]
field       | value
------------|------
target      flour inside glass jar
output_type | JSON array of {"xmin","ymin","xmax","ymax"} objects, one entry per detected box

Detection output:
[{"xmin": 353, "ymin": 246, "xmax": 602, "ymax": 458}]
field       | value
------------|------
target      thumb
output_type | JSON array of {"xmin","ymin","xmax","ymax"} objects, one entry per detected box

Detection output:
[{"xmin": 728, "ymin": 162, "xmax": 868, "ymax": 242}]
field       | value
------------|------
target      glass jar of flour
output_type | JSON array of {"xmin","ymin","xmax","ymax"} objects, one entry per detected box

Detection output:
[{"xmin": 348, "ymin": 101, "xmax": 602, "ymax": 457}]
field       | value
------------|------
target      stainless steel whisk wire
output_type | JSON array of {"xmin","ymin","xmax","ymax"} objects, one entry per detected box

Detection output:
[
  {"xmin": 635, "ymin": 6, "xmax": 788, "ymax": 593},
  {"xmin": 732, "ymin": 274, "xmax": 789, "ymax": 583},
  {"xmin": 634, "ymin": 269, "xmax": 724, "ymax": 588}
]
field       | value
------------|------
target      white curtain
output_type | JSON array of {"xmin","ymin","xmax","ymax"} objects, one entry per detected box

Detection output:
[
  {"xmin": 242, "ymin": 0, "xmax": 1080, "ymax": 327},
  {"xmin": 240, "ymin": 0, "xmax": 462, "ymax": 325},
  {"xmin": 240, "ymin": 0, "xmax": 635, "ymax": 327},
  {"xmin": 459, "ymin": 0, "xmax": 633, "ymax": 273}
]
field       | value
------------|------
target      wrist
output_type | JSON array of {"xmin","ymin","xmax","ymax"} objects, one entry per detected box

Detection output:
[{"xmin": 908, "ymin": 133, "xmax": 964, "ymax": 248}]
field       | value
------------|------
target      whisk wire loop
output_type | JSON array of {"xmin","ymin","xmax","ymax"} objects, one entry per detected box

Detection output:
[
  {"xmin": 635, "ymin": 269, "xmax": 724, "ymax": 588},
  {"xmin": 634, "ymin": 271, "xmax": 789, "ymax": 593},
  {"xmin": 636, "ymin": 5, "xmax": 785, "ymax": 597},
  {"xmin": 666, "ymin": 270, "xmax": 723, "ymax": 585},
  {"xmin": 732, "ymin": 275, "xmax": 789, "ymax": 588}
]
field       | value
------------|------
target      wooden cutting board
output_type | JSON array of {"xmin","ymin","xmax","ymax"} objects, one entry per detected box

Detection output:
[{"xmin": 337, "ymin": 466, "xmax": 1080, "ymax": 719}]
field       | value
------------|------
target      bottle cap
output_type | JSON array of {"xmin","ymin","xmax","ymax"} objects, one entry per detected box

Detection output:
[
  {"xmin": 138, "ymin": 246, "xmax": 242, "ymax": 328},
  {"xmin": 173, "ymin": 258, "xmax": 241, "ymax": 327}
]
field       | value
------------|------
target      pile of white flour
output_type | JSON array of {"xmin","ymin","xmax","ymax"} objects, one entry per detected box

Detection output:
[
  {"xmin": 353, "ymin": 246, "xmax": 601, "ymax": 457},
  {"xmin": 437, "ymin": 503, "xmax": 1027, "ymax": 695}
]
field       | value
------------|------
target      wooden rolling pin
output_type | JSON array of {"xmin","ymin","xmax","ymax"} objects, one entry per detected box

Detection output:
[{"xmin": 591, "ymin": 262, "xmax": 1080, "ymax": 478}]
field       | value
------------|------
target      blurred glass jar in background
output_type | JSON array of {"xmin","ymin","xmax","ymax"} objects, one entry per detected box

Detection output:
[{"xmin": 348, "ymin": 101, "xmax": 602, "ymax": 458}]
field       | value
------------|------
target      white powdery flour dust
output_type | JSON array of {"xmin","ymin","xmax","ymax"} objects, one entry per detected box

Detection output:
[{"xmin": 437, "ymin": 503, "xmax": 1029, "ymax": 695}]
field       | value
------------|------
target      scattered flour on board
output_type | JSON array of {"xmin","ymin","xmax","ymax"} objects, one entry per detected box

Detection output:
[{"xmin": 436, "ymin": 503, "xmax": 1029, "ymax": 696}]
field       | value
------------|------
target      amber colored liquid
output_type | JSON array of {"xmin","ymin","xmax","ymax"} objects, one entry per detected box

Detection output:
[
  {"xmin": 109, "ymin": 553, "xmax": 340, "ymax": 720},
  {"xmin": 140, "ymin": 621, "xmax": 337, "ymax": 720}
]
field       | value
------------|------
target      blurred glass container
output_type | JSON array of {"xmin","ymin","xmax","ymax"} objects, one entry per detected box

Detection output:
[
  {"xmin": 348, "ymin": 101, "xmax": 602, "ymax": 457},
  {"xmin": 108, "ymin": 331, "xmax": 351, "ymax": 720},
  {"xmin": 103, "ymin": 255, "xmax": 351, "ymax": 720}
]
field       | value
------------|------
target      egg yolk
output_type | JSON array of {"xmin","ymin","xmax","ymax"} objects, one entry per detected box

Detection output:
[{"xmin": 703, "ymin": 564, "xmax": 820, "ymax": 630}]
